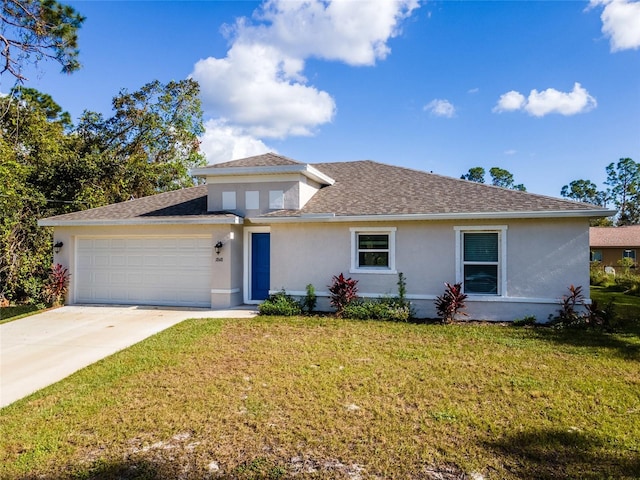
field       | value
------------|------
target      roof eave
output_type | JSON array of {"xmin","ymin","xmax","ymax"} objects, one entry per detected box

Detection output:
[
  {"xmin": 38, "ymin": 216, "xmax": 244, "ymax": 227},
  {"xmin": 190, "ymin": 164, "xmax": 335, "ymax": 186},
  {"xmin": 249, "ymin": 209, "xmax": 617, "ymax": 224}
]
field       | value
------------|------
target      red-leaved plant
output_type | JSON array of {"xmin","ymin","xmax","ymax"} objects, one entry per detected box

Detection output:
[
  {"xmin": 328, "ymin": 273, "xmax": 358, "ymax": 317},
  {"xmin": 44, "ymin": 263, "xmax": 71, "ymax": 306},
  {"xmin": 435, "ymin": 282, "xmax": 468, "ymax": 324}
]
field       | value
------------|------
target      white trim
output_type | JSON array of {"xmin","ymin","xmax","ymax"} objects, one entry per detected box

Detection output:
[
  {"xmin": 276, "ymin": 290, "xmax": 562, "ymax": 305},
  {"xmin": 349, "ymin": 227, "xmax": 397, "ymax": 274},
  {"xmin": 243, "ymin": 226, "xmax": 271, "ymax": 304},
  {"xmin": 211, "ymin": 288, "xmax": 240, "ymax": 294},
  {"xmin": 191, "ymin": 164, "xmax": 335, "ymax": 186},
  {"xmin": 38, "ymin": 216, "xmax": 244, "ymax": 227},
  {"xmin": 455, "ymin": 226, "xmax": 508, "ymax": 296},
  {"xmin": 248, "ymin": 209, "xmax": 615, "ymax": 224}
]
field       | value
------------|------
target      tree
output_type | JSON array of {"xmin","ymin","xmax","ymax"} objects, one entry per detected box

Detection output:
[
  {"xmin": 77, "ymin": 79, "xmax": 206, "ymax": 201},
  {"xmin": 489, "ymin": 167, "xmax": 526, "ymax": 191},
  {"xmin": 560, "ymin": 179, "xmax": 606, "ymax": 206},
  {"xmin": 604, "ymin": 158, "xmax": 639, "ymax": 225},
  {"xmin": 461, "ymin": 167, "xmax": 485, "ymax": 183},
  {"xmin": 0, "ymin": 0, "xmax": 85, "ymax": 83}
]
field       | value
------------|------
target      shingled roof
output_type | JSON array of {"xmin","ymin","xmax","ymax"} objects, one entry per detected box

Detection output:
[
  {"xmin": 38, "ymin": 185, "xmax": 241, "ymax": 226},
  {"xmin": 260, "ymin": 160, "xmax": 612, "ymax": 220},
  {"xmin": 590, "ymin": 226, "xmax": 640, "ymax": 247},
  {"xmin": 39, "ymin": 154, "xmax": 613, "ymax": 226}
]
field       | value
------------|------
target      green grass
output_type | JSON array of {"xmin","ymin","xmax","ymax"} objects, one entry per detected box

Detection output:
[
  {"xmin": 1, "ymin": 307, "xmax": 639, "ymax": 479},
  {"xmin": 0, "ymin": 304, "xmax": 45, "ymax": 324}
]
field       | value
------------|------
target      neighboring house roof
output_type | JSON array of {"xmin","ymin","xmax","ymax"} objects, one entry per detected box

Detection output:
[
  {"xmin": 590, "ymin": 226, "xmax": 640, "ymax": 248},
  {"xmin": 39, "ymin": 153, "xmax": 614, "ymax": 227},
  {"xmin": 38, "ymin": 185, "xmax": 241, "ymax": 226}
]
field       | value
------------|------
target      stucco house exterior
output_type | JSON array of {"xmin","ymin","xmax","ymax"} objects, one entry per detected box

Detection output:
[
  {"xmin": 39, "ymin": 153, "xmax": 613, "ymax": 320},
  {"xmin": 590, "ymin": 225, "xmax": 640, "ymax": 270}
]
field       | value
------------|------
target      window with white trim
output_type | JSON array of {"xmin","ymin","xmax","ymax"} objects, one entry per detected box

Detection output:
[
  {"xmin": 623, "ymin": 249, "xmax": 636, "ymax": 262},
  {"xmin": 455, "ymin": 226, "xmax": 507, "ymax": 295},
  {"xmin": 350, "ymin": 227, "xmax": 396, "ymax": 273},
  {"xmin": 222, "ymin": 191, "xmax": 236, "ymax": 210}
]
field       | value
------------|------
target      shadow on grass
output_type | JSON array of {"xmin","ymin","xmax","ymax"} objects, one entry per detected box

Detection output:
[
  {"xmin": 19, "ymin": 456, "xmax": 287, "ymax": 480},
  {"xmin": 484, "ymin": 428, "xmax": 640, "ymax": 480},
  {"xmin": 525, "ymin": 325, "xmax": 640, "ymax": 361}
]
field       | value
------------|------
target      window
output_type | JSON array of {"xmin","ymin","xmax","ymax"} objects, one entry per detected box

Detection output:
[
  {"xmin": 222, "ymin": 191, "xmax": 236, "ymax": 210},
  {"xmin": 269, "ymin": 190, "xmax": 284, "ymax": 209},
  {"xmin": 455, "ymin": 226, "xmax": 507, "ymax": 295},
  {"xmin": 350, "ymin": 227, "xmax": 396, "ymax": 273},
  {"xmin": 591, "ymin": 250, "xmax": 603, "ymax": 262},
  {"xmin": 246, "ymin": 191, "xmax": 259, "ymax": 210},
  {"xmin": 623, "ymin": 250, "xmax": 636, "ymax": 262}
]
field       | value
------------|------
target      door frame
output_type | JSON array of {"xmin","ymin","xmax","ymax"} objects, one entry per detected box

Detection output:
[{"xmin": 243, "ymin": 226, "xmax": 271, "ymax": 304}]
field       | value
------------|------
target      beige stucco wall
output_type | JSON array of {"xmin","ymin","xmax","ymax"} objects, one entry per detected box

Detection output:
[
  {"xmin": 270, "ymin": 218, "xmax": 590, "ymax": 321},
  {"xmin": 52, "ymin": 224, "xmax": 244, "ymax": 308}
]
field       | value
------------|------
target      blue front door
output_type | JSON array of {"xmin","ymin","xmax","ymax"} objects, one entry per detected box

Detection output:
[{"xmin": 251, "ymin": 233, "xmax": 270, "ymax": 301}]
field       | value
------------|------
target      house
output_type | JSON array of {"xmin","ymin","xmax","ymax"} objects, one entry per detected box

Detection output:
[
  {"xmin": 590, "ymin": 225, "xmax": 640, "ymax": 270},
  {"xmin": 39, "ymin": 153, "xmax": 613, "ymax": 320}
]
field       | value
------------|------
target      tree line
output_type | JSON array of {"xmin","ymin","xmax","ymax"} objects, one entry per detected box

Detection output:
[
  {"xmin": 461, "ymin": 159, "xmax": 639, "ymax": 226},
  {"xmin": 0, "ymin": 82, "xmax": 206, "ymax": 303}
]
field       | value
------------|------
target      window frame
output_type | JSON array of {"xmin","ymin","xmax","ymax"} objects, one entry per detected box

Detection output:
[
  {"xmin": 350, "ymin": 227, "xmax": 397, "ymax": 274},
  {"xmin": 623, "ymin": 249, "xmax": 637, "ymax": 262},
  {"xmin": 269, "ymin": 190, "xmax": 284, "ymax": 209},
  {"xmin": 245, "ymin": 191, "xmax": 259, "ymax": 210},
  {"xmin": 454, "ymin": 226, "xmax": 507, "ymax": 296},
  {"xmin": 222, "ymin": 191, "xmax": 236, "ymax": 210}
]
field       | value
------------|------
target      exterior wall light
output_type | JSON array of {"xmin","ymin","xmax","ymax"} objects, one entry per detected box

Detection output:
[
  {"xmin": 214, "ymin": 241, "xmax": 224, "ymax": 255},
  {"xmin": 53, "ymin": 241, "xmax": 64, "ymax": 254}
]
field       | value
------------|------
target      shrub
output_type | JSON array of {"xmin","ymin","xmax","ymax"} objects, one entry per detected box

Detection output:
[
  {"xmin": 551, "ymin": 284, "xmax": 618, "ymax": 330},
  {"xmin": 513, "ymin": 315, "xmax": 537, "ymax": 327},
  {"xmin": 343, "ymin": 298, "xmax": 411, "ymax": 322},
  {"xmin": 328, "ymin": 273, "xmax": 358, "ymax": 317},
  {"xmin": 434, "ymin": 282, "xmax": 468, "ymax": 324},
  {"xmin": 589, "ymin": 261, "xmax": 612, "ymax": 286},
  {"xmin": 553, "ymin": 284, "xmax": 585, "ymax": 327},
  {"xmin": 258, "ymin": 290, "xmax": 302, "ymax": 316},
  {"xmin": 301, "ymin": 283, "xmax": 317, "ymax": 314},
  {"xmin": 614, "ymin": 272, "xmax": 640, "ymax": 296},
  {"xmin": 43, "ymin": 263, "xmax": 70, "ymax": 306}
]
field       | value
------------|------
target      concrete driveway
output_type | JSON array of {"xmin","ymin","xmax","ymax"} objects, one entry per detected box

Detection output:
[{"xmin": 0, "ymin": 305, "xmax": 257, "ymax": 408}]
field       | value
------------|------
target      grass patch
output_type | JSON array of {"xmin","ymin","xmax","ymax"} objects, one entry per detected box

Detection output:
[
  {"xmin": 0, "ymin": 305, "xmax": 45, "ymax": 324},
  {"xmin": 1, "ymin": 316, "xmax": 639, "ymax": 479}
]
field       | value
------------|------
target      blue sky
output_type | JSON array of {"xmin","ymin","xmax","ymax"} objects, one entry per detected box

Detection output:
[{"xmin": 7, "ymin": 0, "xmax": 640, "ymax": 198}]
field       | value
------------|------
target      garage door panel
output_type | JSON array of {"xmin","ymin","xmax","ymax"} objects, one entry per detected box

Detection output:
[{"xmin": 76, "ymin": 237, "xmax": 212, "ymax": 307}]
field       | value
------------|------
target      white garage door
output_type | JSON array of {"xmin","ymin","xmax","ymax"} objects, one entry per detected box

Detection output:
[{"xmin": 76, "ymin": 237, "xmax": 212, "ymax": 307}]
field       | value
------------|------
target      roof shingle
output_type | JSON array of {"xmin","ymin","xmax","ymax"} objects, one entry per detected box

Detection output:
[
  {"xmin": 590, "ymin": 226, "xmax": 640, "ymax": 247},
  {"xmin": 40, "ymin": 156, "xmax": 612, "ymax": 225}
]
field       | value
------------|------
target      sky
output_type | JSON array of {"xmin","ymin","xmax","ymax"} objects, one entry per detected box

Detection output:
[{"xmin": 5, "ymin": 0, "xmax": 640, "ymax": 198}]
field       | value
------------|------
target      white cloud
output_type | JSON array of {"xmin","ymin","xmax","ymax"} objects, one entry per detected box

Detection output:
[
  {"xmin": 467, "ymin": 87, "xmax": 479, "ymax": 94},
  {"xmin": 589, "ymin": 0, "xmax": 640, "ymax": 51},
  {"xmin": 423, "ymin": 99, "xmax": 456, "ymax": 118},
  {"xmin": 493, "ymin": 83, "xmax": 596, "ymax": 117},
  {"xmin": 504, "ymin": 149, "xmax": 517, "ymax": 155},
  {"xmin": 200, "ymin": 119, "xmax": 273, "ymax": 164},
  {"xmin": 493, "ymin": 91, "xmax": 526, "ymax": 113},
  {"xmin": 252, "ymin": 0, "xmax": 420, "ymax": 66},
  {"xmin": 191, "ymin": 0, "xmax": 419, "ymax": 161}
]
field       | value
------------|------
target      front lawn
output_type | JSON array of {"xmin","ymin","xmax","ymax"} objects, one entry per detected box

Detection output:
[{"xmin": 1, "ymin": 314, "xmax": 639, "ymax": 479}]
